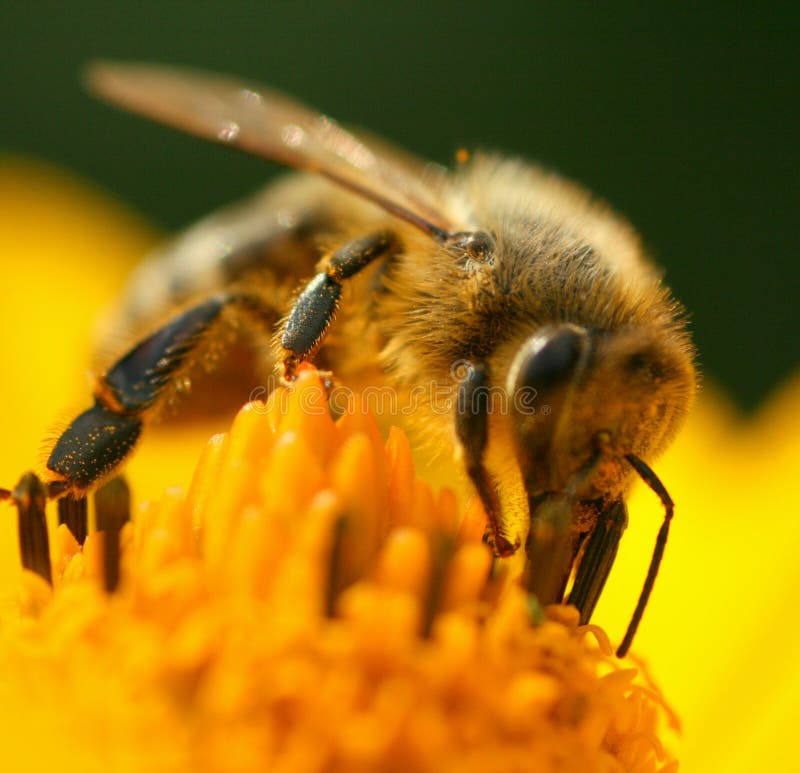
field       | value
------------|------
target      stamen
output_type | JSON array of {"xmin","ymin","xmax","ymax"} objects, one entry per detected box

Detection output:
[
  {"xmin": 421, "ymin": 534, "xmax": 455, "ymax": 639},
  {"xmin": 58, "ymin": 496, "xmax": 88, "ymax": 546},
  {"xmin": 617, "ymin": 454, "xmax": 674, "ymax": 657},
  {"xmin": 94, "ymin": 477, "xmax": 131, "ymax": 593},
  {"xmin": 11, "ymin": 471, "xmax": 52, "ymax": 584},
  {"xmin": 325, "ymin": 515, "xmax": 348, "ymax": 617}
]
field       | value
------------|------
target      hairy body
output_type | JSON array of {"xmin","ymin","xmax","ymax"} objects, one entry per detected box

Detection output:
[
  {"xmin": 102, "ymin": 156, "xmax": 693, "ymax": 551},
  {"xmin": 41, "ymin": 62, "xmax": 696, "ymax": 654}
]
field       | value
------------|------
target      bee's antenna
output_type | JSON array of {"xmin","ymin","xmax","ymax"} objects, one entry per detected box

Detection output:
[{"xmin": 617, "ymin": 454, "xmax": 674, "ymax": 657}]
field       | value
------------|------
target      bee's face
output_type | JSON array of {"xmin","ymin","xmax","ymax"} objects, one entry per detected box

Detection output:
[{"xmin": 506, "ymin": 322, "xmax": 695, "ymax": 501}]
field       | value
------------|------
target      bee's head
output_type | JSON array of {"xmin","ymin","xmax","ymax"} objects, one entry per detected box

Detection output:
[{"xmin": 506, "ymin": 322, "xmax": 695, "ymax": 501}]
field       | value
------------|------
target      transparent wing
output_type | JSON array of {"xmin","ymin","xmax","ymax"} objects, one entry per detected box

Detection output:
[{"xmin": 86, "ymin": 61, "xmax": 455, "ymax": 239}]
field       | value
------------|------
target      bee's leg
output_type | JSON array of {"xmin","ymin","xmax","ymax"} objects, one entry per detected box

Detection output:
[
  {"xmin": 46, "ymin": 291, "xmax": 279, "ymax": 497},
  {"xmin": 454, "ymin": 361, "xmax": 518, "ymax": 558},
  {"xmin": 279, "ymin": 231, "xmax": 397, "ymax": 379},
  {"xmin": 567, "ymin": 498, "xmax": 628, "ymax": 623}
]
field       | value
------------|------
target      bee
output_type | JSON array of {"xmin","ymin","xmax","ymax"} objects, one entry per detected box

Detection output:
[{"xmin": 42, "ymin": 62, "xmax": 695, "ymax": 655}]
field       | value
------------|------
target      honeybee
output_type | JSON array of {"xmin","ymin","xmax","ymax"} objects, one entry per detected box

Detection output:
[{"xmin": 44, "ymin": 62, "xmax": 695, "ymax": 655}]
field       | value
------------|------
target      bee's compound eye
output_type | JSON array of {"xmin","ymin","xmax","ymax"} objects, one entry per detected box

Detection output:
[{"xmin": 516, "ymin": 326, "xmax": 586, "ymax": 392}]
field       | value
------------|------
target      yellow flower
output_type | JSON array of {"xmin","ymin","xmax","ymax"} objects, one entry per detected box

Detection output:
[
  {"xmin": 1, "ymin": 365, "xmax": 677, "ymax": 773},
  {"xmin": 596, "ymin": 374, "xmax": 800, "ymax": 772},
  {"xmin": 0, "ymin": 158, "xmax": 797, "ymax": 771}
]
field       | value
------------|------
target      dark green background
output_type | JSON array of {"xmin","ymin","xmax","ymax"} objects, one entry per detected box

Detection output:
[{"xmin": 2, "ymin": 2, "xmax": 797, "ymax": 409}]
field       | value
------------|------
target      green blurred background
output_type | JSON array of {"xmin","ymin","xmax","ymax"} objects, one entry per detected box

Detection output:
[{"xmin": 2, "ymin": 1, "xmax": 797, "ymax": 409}]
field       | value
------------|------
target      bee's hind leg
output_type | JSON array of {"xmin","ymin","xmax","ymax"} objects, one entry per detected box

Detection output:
[{"xmin": 46, "ymin": 291, "xmax": 280, "ymax": 497}]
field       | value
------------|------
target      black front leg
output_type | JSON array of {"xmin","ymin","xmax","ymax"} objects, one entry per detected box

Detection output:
[{"xmin": 454, "ymin": 361, "xmax": 518, "ymax": 558}]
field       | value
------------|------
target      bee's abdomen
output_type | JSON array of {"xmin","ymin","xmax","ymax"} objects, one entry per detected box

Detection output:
[{"xmin": 104, "ymin": 176, "xmax": 333, "ymax": 347}]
